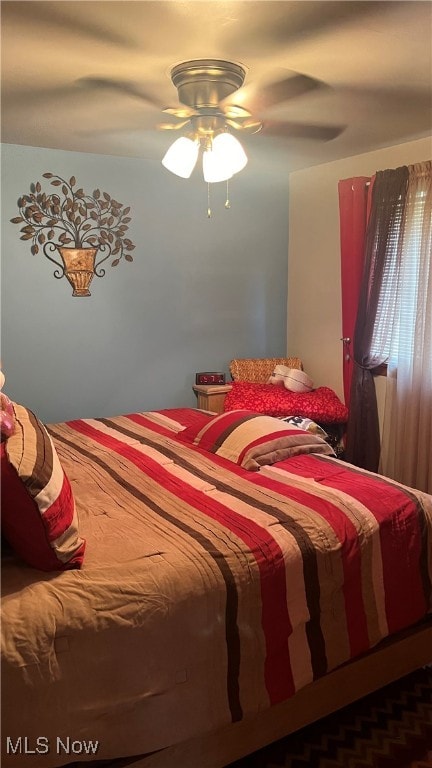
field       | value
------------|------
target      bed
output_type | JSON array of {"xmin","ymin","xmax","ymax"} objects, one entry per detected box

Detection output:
[{"xmin": 1, "ymin": 401, "xmax": 432, "ymax": 768}]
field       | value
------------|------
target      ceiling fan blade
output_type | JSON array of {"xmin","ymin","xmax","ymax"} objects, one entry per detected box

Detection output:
[
  {"xmin": 222, "ymin": 71, "xmax": 327, "ymax": 115},
  {"xmin": 226, "ymin": 119, "xmax": 263, "ymax": 134},
  {"xmin": 223, "ymin": 105, "xmax": 252, "ymax": 120},
  {"xmin": 162, "ymin": 106, "xmax": 198, "ymax": 119},
  {"xmin": 3, "ymin": 1, "xmax": 135, "ymax": 49},
  {"xmin": 221, "ymin": 2, "xmax": 395, "ymax": 57},
  {"xmin": 242, "ymin": 121, "xmax": 264, "ymax": 134},
  {"xmin": 77, "ymin": 77, "xmax": 163, "ymax": 109},
  {"xmin": 261, "ymin": 121, "xmax": 346, "ymax": 141},
  {"xmin": 157, "ymin": 120, "xmax": 190, "ymax": 131}
]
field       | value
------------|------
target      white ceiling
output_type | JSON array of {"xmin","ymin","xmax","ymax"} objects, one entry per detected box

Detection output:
[{"xmin": 1, "ymin": 0, "xmax": 432, "ymax": 172}]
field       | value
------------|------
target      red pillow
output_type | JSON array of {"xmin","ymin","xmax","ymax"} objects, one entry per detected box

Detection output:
[
  {"xmin": 1, "ymin": 402, "xmax": 85, "ymax": 571},
  {"xmin": 224, "ymin": 382, "xmax": 348, "ymax": 423}
]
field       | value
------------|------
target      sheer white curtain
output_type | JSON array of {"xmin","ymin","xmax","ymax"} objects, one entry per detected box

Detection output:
[{"xmin": 380, "ymin": 161, "xmax": 432, "ymax": 493}]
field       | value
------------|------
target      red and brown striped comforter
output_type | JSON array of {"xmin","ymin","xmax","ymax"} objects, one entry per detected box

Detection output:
[{"xmin": 2, "ymin": 408, "xmax": 432, "ymax": 768}]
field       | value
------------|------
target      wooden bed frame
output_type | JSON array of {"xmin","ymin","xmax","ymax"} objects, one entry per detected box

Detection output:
[{"xmin": 100, "ymin": 617, "xmax": 432, "ymax": 768}]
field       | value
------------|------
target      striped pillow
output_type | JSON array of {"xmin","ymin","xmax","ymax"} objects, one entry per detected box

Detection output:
[
  {"xmin": 1, "ymin": 402, "xmax": 85, "ymax": 571},
  {"xmin": 191, "ymin": 410, "xmax": 335, "ymax": 471}
]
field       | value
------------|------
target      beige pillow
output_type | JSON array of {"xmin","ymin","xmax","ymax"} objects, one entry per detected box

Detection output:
[
  {"xmin": 269, "ymin": 365, "xmax": 314, "ymax": 393},
  {"xmin": 268, "ymin": 364, "xmax": 291, "ymax": 386},
  {"xmin": 283, "ymin": 369, "xmax": 314, "ymax": 393}
]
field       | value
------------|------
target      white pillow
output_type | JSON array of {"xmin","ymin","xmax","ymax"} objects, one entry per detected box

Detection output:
[
  {"xmin": 268, "ymin": 365, "xmax": 314, "ymax": 393},
  {"xmin": 268, "ymin": 364, "xmax": 291, "ymax": 386},
  {"xmin": 283, "ymin": 369, "xmax": 314, "ymax": 393}
]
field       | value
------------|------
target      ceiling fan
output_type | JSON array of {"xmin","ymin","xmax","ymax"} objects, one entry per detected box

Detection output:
[
  {"xmin": 151, "ymin": 59, "xmax": 345, "ymax": 185},
  {"xmin": 156, "ymin": 58, "xmax": 344, "ymax": 142},
  {"xmin": 76, "ymin": 59, "xmax": 345, "ymax": 209},
  {"xmin": 78, "ymin": 58, "xmax": 344, "ymax": 147}
]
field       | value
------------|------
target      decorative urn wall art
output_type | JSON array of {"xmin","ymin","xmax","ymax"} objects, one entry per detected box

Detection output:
[{"xmin": 10, "ymin": 174, "xmax": 136, "ymax": 296}]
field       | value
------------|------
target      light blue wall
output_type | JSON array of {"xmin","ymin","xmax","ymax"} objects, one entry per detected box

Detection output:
[{"xmin": 1, "ymin": 143, "xmax": 288, "ymax": 423}]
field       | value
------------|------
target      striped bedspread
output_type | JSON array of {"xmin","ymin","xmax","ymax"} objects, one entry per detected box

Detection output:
[{"xmin": 2, "ymin": 408, "xmax": 432, "ymax": 768}]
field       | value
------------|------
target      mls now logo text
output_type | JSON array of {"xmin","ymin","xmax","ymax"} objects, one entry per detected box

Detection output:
[{"xmin": 6, "ymin": 736, "xmax": 100, "ymax": 756}]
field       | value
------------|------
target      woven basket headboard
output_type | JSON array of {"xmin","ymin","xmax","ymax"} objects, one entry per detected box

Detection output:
[{"xmin": 229, "ymin": 357, "xmax": 303, "ymax": 383}]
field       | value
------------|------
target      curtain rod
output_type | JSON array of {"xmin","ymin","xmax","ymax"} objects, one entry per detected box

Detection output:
[{"xmin": 351, "ymin": 165, "xmax": 429, "ymax": 191}]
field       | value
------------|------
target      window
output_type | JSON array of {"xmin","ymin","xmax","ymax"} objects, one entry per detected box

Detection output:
[{"xmin": 370, "ymin": 186, "xmax": 428, "ymax": 362}]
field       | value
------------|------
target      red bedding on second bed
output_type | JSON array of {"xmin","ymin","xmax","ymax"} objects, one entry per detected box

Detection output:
[{"xmin": 223, "ymin": 381, "xmax": 348, "ymax": 423}]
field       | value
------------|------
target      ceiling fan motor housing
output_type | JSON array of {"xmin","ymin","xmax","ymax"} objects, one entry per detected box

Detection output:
[{"xmin": 170, "ymin": 59, "xmax": 246, "ymax": 109}]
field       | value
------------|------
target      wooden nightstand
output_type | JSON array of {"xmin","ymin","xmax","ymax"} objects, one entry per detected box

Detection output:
[{"xmin": 192, "ymin": 384, "xmax": 232, "ymax": 414}]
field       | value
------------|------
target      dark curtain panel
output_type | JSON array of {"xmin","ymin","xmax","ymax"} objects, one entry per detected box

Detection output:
[
  {"xmin": 344, "ymin": 166, "xmax": 409, "ymax": 471},
  {"xmin": 338, "ymin": 176, "xmax": 372, "ymax": 406}
]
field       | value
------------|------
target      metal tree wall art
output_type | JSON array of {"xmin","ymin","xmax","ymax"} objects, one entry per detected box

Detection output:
[{"xmin": 10, "ymin": 173, "xmax": 136, "ymax": 296}]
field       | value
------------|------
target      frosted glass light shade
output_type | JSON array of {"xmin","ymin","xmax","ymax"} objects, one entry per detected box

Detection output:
[
  {"xmin": 162, "ymin": 137, "xmax": 199, "ymax": 178},
  {"xmin": 202, "ymin": 149, "xmax": 233, "ymax": 183},
  {"xmin": 212, "ymin": 133, "xmax": 248, "ymax": 175}
]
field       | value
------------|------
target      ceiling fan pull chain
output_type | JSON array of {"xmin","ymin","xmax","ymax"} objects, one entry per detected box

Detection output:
[
  {"xmin": 207, "ymin": 183, "xmax": 212, "ymax": 218},
  {"xmin": 225, "ymin": 180, "xmax": 231, "ymax": 209}
]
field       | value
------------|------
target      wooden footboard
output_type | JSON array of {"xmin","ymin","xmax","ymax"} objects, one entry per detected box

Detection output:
[{"xmin": 107, "ymin": 617, "xmax": 432, "ymax": 768}]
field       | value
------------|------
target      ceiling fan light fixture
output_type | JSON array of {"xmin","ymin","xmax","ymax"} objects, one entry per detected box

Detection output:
[
  {"xmin": 162, "ymin": 136, "xmax": 199, "ymax": 178},
  {"xmin": 212, "ymin": 132, "xmax": 248, "ymax": 175},
  {"xmin": 202, "ymin": 147, "xmax": 233, "ymax": 183},
  {"xmin": 161, "ymin": 60, "xmax": 249, "ymax": 209}
]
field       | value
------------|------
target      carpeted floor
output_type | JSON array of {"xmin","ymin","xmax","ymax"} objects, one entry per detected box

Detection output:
[
  {"xmin": 67, "ymin": 667, "xmax": 431, "ymax": 768},
  {"xmin": 228, "ymin": 667, "xmax": 432, "ymax": 768}
]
